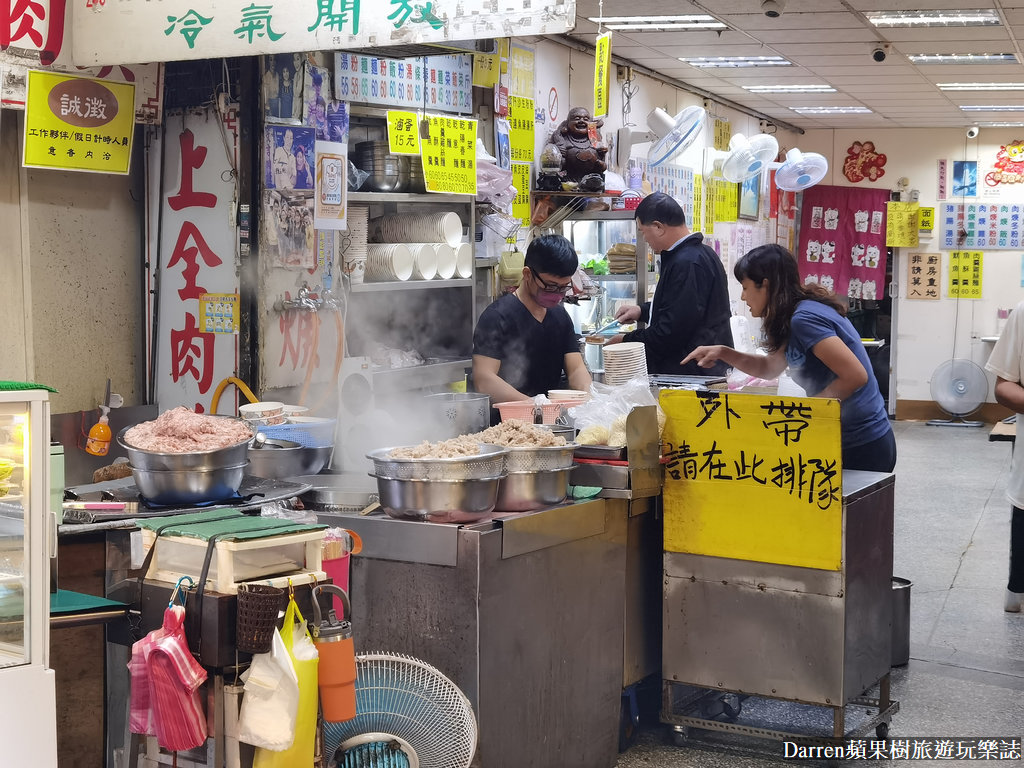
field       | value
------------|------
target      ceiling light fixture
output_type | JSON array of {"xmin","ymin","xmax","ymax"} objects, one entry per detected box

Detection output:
[
  {"xmin": 866, "ymin": 10, "xmax": 1000, "ymax": 27},
  {"xmin": 938, "ymin": 83, "xmax": 1024, "ymax": 91},
  {"xmin": 587, "ymin": 15, "xmax": 726, "ymax": 30},
  {"xmin": 791, "ymin": 106, "xmax": 872, "ymax": 114},
  {"xmin": 743, "ymin": 84, "xmax": 836, "ymax": 93},
  {"xmin": 909, "ymin": 53, "xmax": 1017, "ymax": 64},
  {"xmin": 960, "ymin": 105, "xmax": 1024, "ymax": 111},
  {"xmin": 681, "ymin": 56, "xmax": 791, "ymax": 68},
  {"xmin": 979, "ymin": 122, "xmax": 1024, "ymax": 127}
]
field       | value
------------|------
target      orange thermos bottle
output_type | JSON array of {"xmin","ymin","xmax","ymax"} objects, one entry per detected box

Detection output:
[{"xmin": 310, "ymin": 584, "xmax": 357, "ymax": 722}]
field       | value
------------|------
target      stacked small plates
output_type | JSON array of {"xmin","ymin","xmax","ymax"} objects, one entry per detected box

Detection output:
[
  {"xmin": 366, "ymin": 244, "xmax": 414, "ymax": 282},
  {"xmin": 547, "ymin": 389, "xmax": 589, "ymax": 406},
  {"xmin": 341, "ymin": 205, "xmax": 370, "ymax": 284},
  {"xmin": 455, "ymin": 243, "xmax": 473, "ymax": 279},
  {"xmin": 377, "ymin": 212, "xmax": 463, "ymax": 247},
  {"xmin": 602, "ymin": 342, "xmax": 649, "ymax": 386},
  {"xmin": 407, "ymin": 242, "xmax": 438, "ymax": 280}
]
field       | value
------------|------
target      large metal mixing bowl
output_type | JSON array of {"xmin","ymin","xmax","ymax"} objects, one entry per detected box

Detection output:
[
  {"xmin": 367, "ymin": 443, "xmax": 507, "ymax": 481},
  {"xmin": 373, "ymin": 475, "xmax": 504, "ymax": 523},
  {"xmin": 246, "ymin": 438, "xmax": 334, "ymax": 479},
  {"xmin": 117, "ymin": 418, "xmax": 254, "ymax": 471},
  {"xmin": 494, "ymin": 466, "xmax": 576, "ymax": 512},
  {"xmin": 131, "ymin": 462, "xmax": 249, "ymax": 505}
]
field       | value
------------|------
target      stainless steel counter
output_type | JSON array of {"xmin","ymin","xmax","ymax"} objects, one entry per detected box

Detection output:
[{"xmin": 319, "ymin": 498, "xmax": 628, "ymax": 768}]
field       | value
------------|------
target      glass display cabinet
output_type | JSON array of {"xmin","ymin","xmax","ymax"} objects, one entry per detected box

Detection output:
[{"xmin": 0, "ymin": 386, "xmax": 57, "ymax": 766}]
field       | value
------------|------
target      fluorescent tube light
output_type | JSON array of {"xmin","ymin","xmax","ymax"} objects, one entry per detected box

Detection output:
[
  {"xmin": 938, "ymin": 83, "xmax": 1024, "ymax": 91},
  {"xmin": 960, "ymin": 105, "xmax": 1024, "ymax": 111},
  {"xmin": 588, "ymin": 15, "xmax": 726, "ymax": 30},
  {"xmin": 866, "ymin": 10, "xmax": 1000, "ymax": 27},
  {"xmin": 681, "ymin": 56, "xmax": 791, "ymax": 68},
  {"xmin": 791, "ymin": 106, "xmax": 872, "ymax": 114},
  {"xmin": 743, "ymin": 84, "xmax": 836, "ymax": 93},
  {"xmin": 909, "ymin": 53, "xmax": 1017, "ymax": 64}
]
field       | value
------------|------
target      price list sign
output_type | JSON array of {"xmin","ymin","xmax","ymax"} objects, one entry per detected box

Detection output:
[
  {"xmin": 508, "ymin": 95, "xmax": 535, "ymax": 163},
  {"xmin": 661, "ymin": 389, "xmax": 842, "ymax": 570},
  {"xmin": 387, "ymin": 110, "xmax": 421, "ymax": 155},
  {"xmin": 948, "ymin": 251, "xmax": 983, "ymax": 299},
  {"xmin": 941, "ymin": 203, "xmax": 1023, "ymax": 249},
  {"xmin": 420, "ymin": 115, "xmax": 477, "ymax": 195}
]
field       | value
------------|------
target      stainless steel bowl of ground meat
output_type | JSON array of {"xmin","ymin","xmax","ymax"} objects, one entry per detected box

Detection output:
[
  {"xmin": 131, "ymin": 462, "xmax": 250, "ymax": 506},
  {"xmin": 118, "ymin": 408, "xmax": 255, "ymax": 471}
]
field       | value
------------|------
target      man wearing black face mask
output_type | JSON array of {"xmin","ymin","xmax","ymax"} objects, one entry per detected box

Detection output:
[{"xmin": 473, "ymin": 234, "xmax": 592, "ymax": 406}]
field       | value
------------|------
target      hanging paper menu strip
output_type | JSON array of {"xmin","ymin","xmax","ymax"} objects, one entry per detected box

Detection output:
[
  {"xmin": 421, "ymin": 115, "xmax": 478, "ymax": 195},
  {"xmin": 508, "ymin": 96, "xmax": 534, "ymax": 163},
  {"xmin": 593, "ymin": 32, "xmax": 612, "ymax": 118},
  {"xmin": 387, "ymin": 110, "xmax": 421, "ymax": 155},
  {"xmin": 948, "ymin": 251, "xmax": 983, "ymax": 299},
  {"xmin": 885, "ymin": 201, "xmax": 920, "ymax": 247}
]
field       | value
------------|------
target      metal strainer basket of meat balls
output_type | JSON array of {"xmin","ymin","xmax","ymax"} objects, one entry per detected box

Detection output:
[
  {"xmin": 117, "ymin": 407, "xmax": 256, "ymax": 505},
  {"xmin": 370, "ymin": 420, "xmax": 577, "ymax": 520}
]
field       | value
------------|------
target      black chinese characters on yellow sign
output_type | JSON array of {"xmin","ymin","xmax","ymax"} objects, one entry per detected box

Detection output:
[
  {"xmin": 661, "ymin": 389, "xmax": 842, "ymax": 571},
  {"xmin": 420, "ymin": 115, "xmax": 477, "ymax": 195},
  {"xmin": 23, "ymin": 71, "xmax": 136, "ymax": 175}
]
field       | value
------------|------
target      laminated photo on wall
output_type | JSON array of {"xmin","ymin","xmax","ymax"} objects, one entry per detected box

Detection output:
[
  {"xmin": 326, "ymin": 101, "xmax": 349, "ymax": 143},
  {"xmin": 263, "ymin": 53, "xmax": 306, "ymax": 120},
  {"xmin": 263, "ymin": 189, "xmax": 316, "ymax": 269},
  {"xmin": 265, "ymin": 125, "xmax": 315, "ymax": 190},
  {"xmin": 314, "ymin": 140, "xmax": 348, "ymax": 230},
  {"xmin": 303, "ymin": 63, "xmax": 331, "ymax": 140}
]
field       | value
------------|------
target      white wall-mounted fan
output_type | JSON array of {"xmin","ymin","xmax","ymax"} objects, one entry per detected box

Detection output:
[
  {"xmin": 927, "ymin": 358, "xmax": 988, "ymax": 427},
  {"xmin": 703, "ymin": 133, "xmax": 780, "ymax": 182},
  {"xmin": 615, "ymin": 106, "xmax": 706, "ymax": 168},
  {"xmin": 773, "ymin": 148, "xmax": 829, "ymax": 191}
]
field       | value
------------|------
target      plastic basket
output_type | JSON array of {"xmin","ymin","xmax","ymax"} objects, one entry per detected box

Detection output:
[
  {"xmin": 259, "ymin": 418, "xmax": 336, "ymax": 447},
  {"xmin": 235, "ymin": 583, "xmax": 284, "ymax": 654}
]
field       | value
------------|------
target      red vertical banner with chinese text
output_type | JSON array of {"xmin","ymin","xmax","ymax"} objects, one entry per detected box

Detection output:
[{"xmin": 150, "ymin": 107, "xmax": 240, "ymax": 412}]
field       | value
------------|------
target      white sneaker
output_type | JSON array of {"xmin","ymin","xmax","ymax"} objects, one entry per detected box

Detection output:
[{"xmin": 1005, "ymin": 589, "xmax": 1024, "ymax": 612}]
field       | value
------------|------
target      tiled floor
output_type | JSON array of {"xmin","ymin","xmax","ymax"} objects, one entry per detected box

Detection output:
[{"xmin": 616, "ymin": 421, "xmax": 1024, "ymax": 766}]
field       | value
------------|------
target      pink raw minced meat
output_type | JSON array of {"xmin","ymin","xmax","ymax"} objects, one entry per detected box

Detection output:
[{"xmin": 124, "ymin": 407, "xmax": 252, "ymax": 453}]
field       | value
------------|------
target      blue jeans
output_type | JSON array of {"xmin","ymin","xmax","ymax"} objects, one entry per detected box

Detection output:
[{"xmin": 843, "ymin": 428, "xmax": 897, "ymax": 473}]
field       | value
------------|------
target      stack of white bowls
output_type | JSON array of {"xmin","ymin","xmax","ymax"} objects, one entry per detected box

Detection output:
[
  {"xmin": 454, "ymin": 242, "xmax": 473, "ymax": 279},
  {"xmin": 602, "ymin": 342, "xmax": 649, "ymax": 386},
  {"xmin": 407, "ymin": 243, "xmax": 438, "ymax": 280},
  {"xmin": 376, "ymin": 212, "xmax": 463, "ymax": 247},
  {"xmin": 341, "ymin": 205, "xmax": 370, "ymax": 285},
  {"xmin": 366, "ymin": 244, "xmax": 415, "ymax": 282}
]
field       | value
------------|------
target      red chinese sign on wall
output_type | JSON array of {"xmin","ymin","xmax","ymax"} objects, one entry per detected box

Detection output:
[
  {"xmin": 153, "ymin": 108, "xmax": 240, "ymax": 412},
  {"xmin": 843, "ymin": 141, "xmax": 887, "ymax": 183},
  {"xmin": 985, "ymin": 140, "xmax": 1024, "ymax": 187}
]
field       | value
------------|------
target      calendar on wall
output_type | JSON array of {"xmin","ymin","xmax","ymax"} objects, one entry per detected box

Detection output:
[{"xmin": 940, "ymin": 203, "xmax": 1023, "ymax": 249}]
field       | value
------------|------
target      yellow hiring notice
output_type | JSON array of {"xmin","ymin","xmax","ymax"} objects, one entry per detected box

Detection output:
[{"xmin": 660, "ymin": 389, "xmax": 842, "ymax": 571}]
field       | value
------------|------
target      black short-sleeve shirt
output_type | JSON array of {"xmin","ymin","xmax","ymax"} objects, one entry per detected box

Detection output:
[{"xmin": 473, "ymin": 293, "xmax": 580, "ymax": 397}]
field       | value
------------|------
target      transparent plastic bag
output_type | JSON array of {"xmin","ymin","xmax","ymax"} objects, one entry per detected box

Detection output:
[
  {"xmin": 477, "ymin": 162, "xmax": 516, "ymax": 208},
  {"xmin": 569, "ymin": 378, "xmax": 663, "ymax": 445},
  {"xmin": 348, "ymin": 160, "xmax": 369, "ymax": 191}
]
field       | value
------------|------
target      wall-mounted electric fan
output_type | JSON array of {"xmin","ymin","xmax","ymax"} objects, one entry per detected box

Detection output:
[
  {"xmin": 773, "ymin": 148, "xmax": 829, "ymax": 191},
  {"xmin": 615, "ymin": 106, "xmax": 706, "ymax": 167},
  {"xmin": 927, "ymin": 358, "xmax": 988, "ymax": 427},
  {"xmin": 704, "ymin": 133, "xmax": 780, "ymax": 182}
]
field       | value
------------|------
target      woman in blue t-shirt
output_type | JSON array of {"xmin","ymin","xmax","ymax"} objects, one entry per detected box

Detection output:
[{"xmin": 683, "ymin": 244, "xmax": 896, "ymax": 472}]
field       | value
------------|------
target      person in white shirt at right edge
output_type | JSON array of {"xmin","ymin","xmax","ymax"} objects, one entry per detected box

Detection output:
[{"xmin": 984, "ymin": 300, "xmax": 1024, "ymax": 613}]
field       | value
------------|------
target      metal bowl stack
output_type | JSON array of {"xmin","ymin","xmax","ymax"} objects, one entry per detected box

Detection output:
[
  {"xmin": 496, "ymin": 444, "xmax": 577, "ymax": 512},
  {"xmin": 354, "ymin": 140, "xmax": 410, "ymax": 193},
  {"xmin": 367, "ymin": 443, "xmax": 507, "ymax": 523},
  {"xmin": 246, "ymin": 437, "xmax": 334, "ymax": 480},
  {"xmin": 116, "ymin": 419, "xmax": 255, "ymax": 505}
]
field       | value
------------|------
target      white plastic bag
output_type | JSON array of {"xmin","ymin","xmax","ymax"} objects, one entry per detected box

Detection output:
[{"xmin": 238, "ymin": 628, "xmax": 299, "ymax": 751}]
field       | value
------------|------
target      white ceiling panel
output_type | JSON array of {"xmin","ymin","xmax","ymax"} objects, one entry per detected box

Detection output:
[{"xmin": 564, "ymin": 1, "xmax": 1024, "ymax": 128}]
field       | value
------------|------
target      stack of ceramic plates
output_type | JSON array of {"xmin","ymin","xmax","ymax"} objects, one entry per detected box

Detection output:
[
  {"xmin": 406, "ymin": 242, "xmax": 438, "ymax": 280},
  {"xmin": 602, "ymin": 342, "xmax": 648, "ymax": 386},
  {"xmin": 376, "ymin": 212, "xmax": 463, "ymax": 247},
  {"xmin": 366, "ymin": 244, "xmax": 414, "ymax": 282},
  {"xmin": 454, "ymin": 243, "xmax": 473, "ymax": 279}
]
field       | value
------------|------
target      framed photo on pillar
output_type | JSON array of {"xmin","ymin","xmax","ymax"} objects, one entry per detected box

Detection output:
[{"xmin": 738, "ymin": 175, "xmax": 761, "ymax": 220}]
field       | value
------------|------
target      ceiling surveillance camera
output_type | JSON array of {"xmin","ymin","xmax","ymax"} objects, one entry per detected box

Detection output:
[
  {"xmin": 872, "ymin": 44, "xmax": 889, "ymax": 63},
  {"xmin": 761, "ymin": 0, "xmax": 785, "ymax": 17},
  {"xmin": 967, "ymin": 126, "xmax": 980, "ymax": 139}
]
